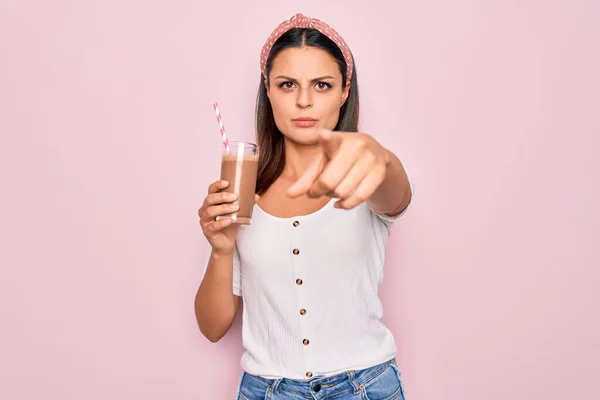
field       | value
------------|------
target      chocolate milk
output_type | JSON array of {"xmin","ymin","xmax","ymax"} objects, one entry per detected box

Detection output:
[{"xmin": 219, "ymin": 154, "xmax": 259, "ymax": 224}]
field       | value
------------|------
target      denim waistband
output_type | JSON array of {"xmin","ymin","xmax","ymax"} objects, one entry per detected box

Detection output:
[{"xmin": 241, "ymin": 358, "xmax": 397, "ymax": 399}]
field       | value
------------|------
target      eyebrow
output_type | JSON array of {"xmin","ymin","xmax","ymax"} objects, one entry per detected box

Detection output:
[{"xmin": 273, "ymin": 75, "xmax": 337, "ymax": 83}]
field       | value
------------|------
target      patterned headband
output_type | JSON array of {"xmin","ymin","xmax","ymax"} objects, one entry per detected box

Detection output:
[{"xmin": 259, "ymin": 13, "xmax": 354, "ymax": 81}]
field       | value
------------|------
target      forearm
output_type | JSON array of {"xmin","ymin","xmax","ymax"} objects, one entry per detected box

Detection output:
[
  {"xmin": 194, "ymin": 251, "xmax": 239, "ymax": 342},
  {"xmin": 368, "ymin": 148, "xmax": 412, "ymax": 216}
]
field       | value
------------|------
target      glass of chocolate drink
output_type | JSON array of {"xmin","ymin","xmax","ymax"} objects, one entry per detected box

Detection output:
[{"xmin": 217, "ymin": 141, "xmax": 259, "ymax": 224}]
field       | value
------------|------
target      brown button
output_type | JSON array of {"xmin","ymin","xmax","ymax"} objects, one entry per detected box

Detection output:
[
  {"xmin": 293, "ymin": 248, "xmax": 300, "ymax": 255},
  {"xmin": 303, "ymin": 339, "xmax": 310, "ymax": 345},
  {"xmin": 293, "ymin": 221, "xmax": 300, "ymax": 227},
  {"xmin": 300, "ymin": 308, "xmax": 306, "ymax": 315},
  {"xmin": 296, "ymin": 278, "xmax": 303, "ymax": 285},
  {"xmin": 306, "ymin": 371, "xmax": 313, "ymax": 378}
]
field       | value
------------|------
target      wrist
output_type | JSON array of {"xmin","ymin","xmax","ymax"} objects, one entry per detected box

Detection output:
[{"xmin": 211, "ymin": 249, "xmax": 234, "ymax": 259}]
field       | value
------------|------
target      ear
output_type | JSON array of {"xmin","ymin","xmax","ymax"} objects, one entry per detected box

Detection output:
[
  {"xmin": 341, "ymin": 81, "xmax": 351, "ymax": 106},
  {"xmin": 264, "ymin": 78, "xmax": 270, "ymax": 98}
]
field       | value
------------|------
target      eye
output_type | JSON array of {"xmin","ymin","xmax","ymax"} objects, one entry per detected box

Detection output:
[
  {"xmin": 315, "ymin": 81, "xmax": 332, "ymax": 90},
  {"xmin": 278, "ymin": 81, "xmax": 296, "ymax": 90}
]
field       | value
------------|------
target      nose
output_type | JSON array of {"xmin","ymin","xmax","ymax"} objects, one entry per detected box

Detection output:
[{"xmin": 296, "ymin": 88, "xmax": 313, "ymax": 109}]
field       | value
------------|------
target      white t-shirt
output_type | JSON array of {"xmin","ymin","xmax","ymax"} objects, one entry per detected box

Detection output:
[{"xmin": 225, "ymin": 195, "xmax": 409, "ymax": 380}]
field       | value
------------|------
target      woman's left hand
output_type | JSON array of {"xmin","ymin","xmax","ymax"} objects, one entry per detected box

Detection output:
[{"xmin": 287, "ymin": 129, "xmax": 390, "ymax": 210}]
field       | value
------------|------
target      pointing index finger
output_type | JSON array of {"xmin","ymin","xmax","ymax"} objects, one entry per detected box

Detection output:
[
  {"xmin": 287, "ymin": 157, "xmax": 324, "ymax": 198},
  {"xmin": 319, "ymin": 129, "xmax": 344, "ymax": 158}
]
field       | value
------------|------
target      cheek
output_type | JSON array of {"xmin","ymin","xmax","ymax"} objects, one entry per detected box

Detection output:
[
  {"xmin": 268, "ymin": 93, "xmax": 293, "ymax": 132},
  {"xmin": 319, "ymin": 96, "xmax": 344, "ymax": 124},
  {"xmin": 270, "ymin": 94, "xmax": 294, "ymax": 119},
  {"xmin": 319, "ymin": 90, "xmax": 343, "ymax": 110}
]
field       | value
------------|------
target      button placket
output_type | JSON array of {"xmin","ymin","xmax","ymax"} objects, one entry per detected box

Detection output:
[{"xmin": 289, "ymin": 218, "xmax": 314, "ymax": 377}]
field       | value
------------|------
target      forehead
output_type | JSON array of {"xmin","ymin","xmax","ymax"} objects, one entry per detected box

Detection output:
[{"xmin": 270, "ymin": 46, "xmax": 341, "ymax": 78}]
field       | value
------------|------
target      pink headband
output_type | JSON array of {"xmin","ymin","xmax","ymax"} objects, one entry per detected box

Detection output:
[{"xmin": 260, "ymin": 13, "xmax": 354, "ymax": 81}]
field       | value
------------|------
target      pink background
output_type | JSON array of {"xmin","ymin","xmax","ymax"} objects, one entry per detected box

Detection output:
[{"xmin": 1, "ymin": 0, "xmax": 598, "ymax": 399}]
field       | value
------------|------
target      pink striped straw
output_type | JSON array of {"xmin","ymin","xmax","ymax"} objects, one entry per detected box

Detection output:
[{"xmin": 213, "ymin": 102, "xmax": 230, "ymax": 154}]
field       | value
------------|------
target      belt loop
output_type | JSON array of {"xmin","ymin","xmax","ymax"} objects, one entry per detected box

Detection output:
[
  {"xmin": 270, "ymin": 378, "xmax": 282, "ymax": 394},
  {"xmin": 347, "ymin": 370, "xmax": 362, "ymax": 394}
]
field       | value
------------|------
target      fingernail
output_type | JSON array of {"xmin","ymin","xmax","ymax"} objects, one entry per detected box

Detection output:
[
  {"xmin": 221, "ymin": 180, "xmax": 229, "ymax": 187},
  {"xmin": 227, "ymin": 193, "xmax": 238, "ymax": 200}
]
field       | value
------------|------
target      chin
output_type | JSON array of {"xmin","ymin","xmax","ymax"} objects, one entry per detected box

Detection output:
[{"xmin": 288, "ymin": 129, "xmax": 321, "ymax": 145}]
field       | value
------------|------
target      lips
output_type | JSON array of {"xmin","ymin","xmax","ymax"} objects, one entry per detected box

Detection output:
[{"xmin": 293, "ymin": 117, "xmax": 318, "ymax": 127}]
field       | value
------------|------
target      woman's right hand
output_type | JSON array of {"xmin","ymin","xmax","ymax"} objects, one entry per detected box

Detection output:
[{"xmin": 198, "ymin": 180, "xmax": 258, "ymax": 256}]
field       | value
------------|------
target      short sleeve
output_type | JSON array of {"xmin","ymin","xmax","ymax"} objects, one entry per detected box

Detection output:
[{"xmin": 201, "ymin": 240, "xmax": 242, "ymax": 296}]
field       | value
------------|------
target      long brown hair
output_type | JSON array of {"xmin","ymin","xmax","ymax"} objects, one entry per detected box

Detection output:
[{"xmin": 254, "ymin": 28, "xmax": 360, "ymax": 195}]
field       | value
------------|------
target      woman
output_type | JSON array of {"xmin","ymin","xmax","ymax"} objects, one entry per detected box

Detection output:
[{"xmin": 196, "ymin": 13, "xmax": 412, "ymax": 399}]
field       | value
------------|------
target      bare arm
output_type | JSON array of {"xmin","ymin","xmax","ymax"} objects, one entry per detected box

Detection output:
[
  {"xmin": 367, "ymin": 148, "xmax": 412, "ymax": 216},
  {"xmin": 194, "ymin": 250, "xmax": 240, "ymax": 342},
  {"xmin": 195, "ymin": 180, "xmax": 257, "ymax": 343}
]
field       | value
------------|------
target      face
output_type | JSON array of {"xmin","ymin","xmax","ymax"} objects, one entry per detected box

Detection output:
[{"xmin": 266, "ymin": 46, "xmax": 350, "ymax": 145}]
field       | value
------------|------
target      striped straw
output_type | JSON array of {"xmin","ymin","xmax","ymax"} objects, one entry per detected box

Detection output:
[{"xmin": 213, "ymin": 102, "xmax": 230, "ymax": 154}]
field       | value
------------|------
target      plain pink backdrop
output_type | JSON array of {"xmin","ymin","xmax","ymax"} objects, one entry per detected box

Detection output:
[{"xmin": 1, "ymin": 0, "xmax": 598, "ymax": 399}]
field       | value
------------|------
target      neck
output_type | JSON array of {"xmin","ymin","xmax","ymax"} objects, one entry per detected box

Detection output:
[{"xmin": 281, "ymin": 138, "xmax": 322, "ymax": 180}]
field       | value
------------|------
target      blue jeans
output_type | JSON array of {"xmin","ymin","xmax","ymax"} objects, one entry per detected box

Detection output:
[{"xmin": 236, "ymin": 358, "xmax": 406, "ymax": 400}]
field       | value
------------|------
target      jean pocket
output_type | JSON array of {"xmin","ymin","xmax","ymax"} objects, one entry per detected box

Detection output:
[
  {"xmin": 362, "ymin": 363, "xmax": 406, "ymax": 400},
  {"xmin": 236, "ymin": 373, "xmax": 269, "ymax": 400}
]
